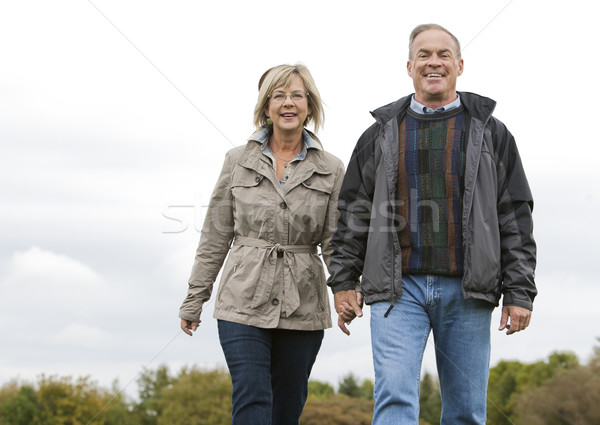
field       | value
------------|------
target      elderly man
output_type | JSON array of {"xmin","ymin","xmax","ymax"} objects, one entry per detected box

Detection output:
[{"xmin": 327, "ymin": 24, "xmax": 536, "ymax": 424}]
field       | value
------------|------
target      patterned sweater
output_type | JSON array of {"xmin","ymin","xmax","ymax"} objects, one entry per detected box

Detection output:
[{"xmin": 397, "ymin": 107, "xmax": 468, "ymax": 276}]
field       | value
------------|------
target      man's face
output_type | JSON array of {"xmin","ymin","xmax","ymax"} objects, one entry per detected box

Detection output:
[{"xmin": 407, "ymin": 29, "xmax": 464, "ymax": 107}]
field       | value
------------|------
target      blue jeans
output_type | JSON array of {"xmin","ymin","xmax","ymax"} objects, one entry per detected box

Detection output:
[
  {"xmin": 217, "ymin": 320, "xmax": 324, "ymax": 425},
  {"xmin": 370, "ymin": 275, "xmax": 494, "ymax": 425}
]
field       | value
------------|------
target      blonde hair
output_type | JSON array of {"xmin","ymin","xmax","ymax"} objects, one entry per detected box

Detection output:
[{"xmin": 253, "ymin": 64, "xmax": 324, "ymax": 133}]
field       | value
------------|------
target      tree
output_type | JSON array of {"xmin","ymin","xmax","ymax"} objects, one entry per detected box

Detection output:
[
  {"xmin": 0, "ymin": 385, "xmax": 38, "ymax": 425},
  {"xmin": 338, "ymin": 374, "xmax": 363, "ymax": 399},
  {"xmin": 0, "ymin": 376, "xmax": 138, "ymax": 425},
  {"xmin": 300, "ymin": 395, "xmax": 373, "ymax": 425},
  {"xmin": 359, "ymin": 379, "xmax": 374, "ymax": 401},
  {"xmin": 513, "ymin": 345, "xmax": 600, "ymax": 425},
  {"xmin": 419, "ymin": 372, "xmax": 441, "ymax": 425},
  {"xmin": 156, "ymin": 368, "xmax": 231, "ymax": 425},
  {"xmin": 135, "ymin": 365, "xmax": 175, "ymax": 425},
  {"xmin": 487, "ymin": 351, "xmax": 580, "ymax": 425},
  {"xmin": 307, "ymin": 381, "xmax": 334, "ymax": 400}
]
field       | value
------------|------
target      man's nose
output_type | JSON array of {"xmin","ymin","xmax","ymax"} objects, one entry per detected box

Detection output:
[{"xmin": 428, "ymin": 54, "xmax": 442, "ymax": 65}]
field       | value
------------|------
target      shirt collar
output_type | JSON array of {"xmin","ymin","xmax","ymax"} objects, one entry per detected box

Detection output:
[
  {"xmin": 409, "ymin": 94, "xmax": 462, "ymax": 115},
  {"xmin": 252, "ymin": 128, "xmax": 321, "ymax": 162}
]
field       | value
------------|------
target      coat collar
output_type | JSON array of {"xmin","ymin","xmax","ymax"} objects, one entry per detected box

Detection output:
[
  {"xmin": 370, "ymin": 91, "xmax": 497, "ymax": 125},
  {"xmin": 241, "ymin": 127, "xmax": 331, "ymax": 176},
  {"xmin": 238, "ymin": 127, "xmax": 332, "ymax": 196}
]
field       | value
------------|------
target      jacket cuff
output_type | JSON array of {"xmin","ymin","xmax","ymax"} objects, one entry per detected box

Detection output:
[
  {"xmin": 330, "ymin": 281, "xmax": 358, "ymax": 294},
  {"xmin": 502, "ymin": 292, "xmax": 533, "ymax": 311},
  {"xmin": 179, "ymin": 312, "xmax": 202, "ymax": 323}
]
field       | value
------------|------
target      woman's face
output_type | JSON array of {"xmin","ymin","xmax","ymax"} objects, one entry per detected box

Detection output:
[{"xmin": 266, "ymin": 75, "xmax": 311, "ymax": 136}]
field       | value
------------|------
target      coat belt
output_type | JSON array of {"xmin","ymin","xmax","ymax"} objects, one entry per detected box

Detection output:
[{"xmin": 233, "ymin": 236, "xmax": 317, "ymax": 315}]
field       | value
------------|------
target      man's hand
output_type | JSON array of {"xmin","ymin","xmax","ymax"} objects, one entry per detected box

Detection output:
[
  {"xmin": 498, "ymin": 305, "xmax": 531, "ymax": 335},
  {"xmin": 334, "ymin": 290, "xmax": 364, "ymax": 336},
  {"xmin": 181, "ymin": 319, "xmax": 200, "ymax": 336}
]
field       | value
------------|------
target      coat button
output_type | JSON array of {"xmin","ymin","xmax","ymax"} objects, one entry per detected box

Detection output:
[
  {"xmin": 272, "ymin": 298, "xmax": 279, "ymax": 306},
  {"xmin": 255, "ymin": 176, "xmax": 261, "ymax": 183},
  {"xmin": 279, "ymin": 202, "xmax": 287, "ymax": 209},
  {"xmin": 305, "ymin": 179, "xmax": 311, "ymax": 186}
]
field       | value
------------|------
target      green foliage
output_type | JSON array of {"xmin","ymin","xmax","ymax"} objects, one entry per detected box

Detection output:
[
  {"xmin": 359, "ymin": 379, "xmax": 374, "ymax": 401},
  {"xmin": 487, "ymin": 351, "xmax": 580, "ymax": 425},
  {"xmin": 513, "ymin": 365, "xmax": 600, "ymax": 425},
  {"xmin": 300, "ymin": 394, "xmax": 373, "ymax": 425},
  {"xmin": 513, "ymin": 343, "xmax": 600, "ymax": 425},
  {"xmin": 419, "ymin": 372, "xmax": 441, "ymax": 425},
  {"xmin": 0, "ymin": 346, "xmax": 597, "ymax": 425},
  {"xmin": 337, "ymin": 374, "xmax": 373, "ymax": 400},
  {"xmin": 157, "ymin": 368, "xmax": 231, "ymax": 425},
  {"xmin": 0, "ymin": 385, "xmax": 38, "ymax": 425},
  {"xmin": 307, "ymin": 380, "xmax": 334, "ymax": 400},
  {"xmin": 337, "ymin": 373, "xmax": 361, "ymax": 398},
  {"xmin": 135, "ymin": 365, "xmax": 175, "ymax": 425},
  {"xmin": 0, "ymin": 376, "xmax": 138, "ymax": 425}
]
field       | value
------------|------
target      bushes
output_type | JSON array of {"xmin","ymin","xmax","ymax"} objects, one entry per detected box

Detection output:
[{"xmin": 1, "ymin": 346, "xmax": 599, "ymax": 424}]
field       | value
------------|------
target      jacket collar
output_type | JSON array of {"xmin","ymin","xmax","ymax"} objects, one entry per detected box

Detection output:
[
  {"xmin": 370, "ymin": 91, "xmax": 497, "ymax": 125},
  {"xmin": 241, "ymin": 128, "xmax": 331, "ymax": 176}
]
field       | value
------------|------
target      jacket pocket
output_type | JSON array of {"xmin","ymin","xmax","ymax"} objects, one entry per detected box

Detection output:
[
  {"xmin": 230, "ymin": 165, "xmax": 273, "ymax": 235},
  {"xmin": 288, "ymin": 174, "xmax": 334, "ymax": 236},
  {"xmin": 292, "ymin": 253, "xmax": 328, "ymax": 316},
  {"xmin": 217, "ymin": 245, "xmax": 264, "ymax": 311}
]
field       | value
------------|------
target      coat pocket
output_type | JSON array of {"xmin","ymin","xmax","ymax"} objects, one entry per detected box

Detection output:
[
  {"xmin": 292, "ymin": 253, "xmax": 328, "ymax": 316},
  {"xmin": 217, "ymin": 245, "xmax": 265, "ymax": 311},
  {"xmin": 230, "ymin": 166, "xmax": 273, "ymax": 235},
  {"xmin": 288, "ymin": 174, "xmax": 334, "ymax": 236}
]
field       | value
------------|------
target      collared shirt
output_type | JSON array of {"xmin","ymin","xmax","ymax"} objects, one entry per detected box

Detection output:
[
  {"xmin": 255, "ymin": 127, "xmax": 321, "ymax": 184},
  {"xmin": 410, "ymin": 94, "xmax": 462, "ymax": 115}
]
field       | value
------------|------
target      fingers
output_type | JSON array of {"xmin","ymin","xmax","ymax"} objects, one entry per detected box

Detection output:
[
  {"xmin": 335, "ymin": 290, "xmax": 363, "ymax": 317},
  {"xmin": 499, "ymin": 306, "xmax": 532, "ymax": 335},
  {"xmin": 338, "ymin": 315, "xmax": 351, "ymax": 336},
  {"xmin": 180, "ymin": 319, "xmax": 200, "ymax": 336},
  {"xmin": 338, "ymin": 302, "xmax": 357, "ymax": 322},
  {"xmin": 334, "ymin": 290, "xmax": 363, "ymax": 336},
  {"xmin": 356, "ymin": 292, "xmax": 364, "ymax": 309}
]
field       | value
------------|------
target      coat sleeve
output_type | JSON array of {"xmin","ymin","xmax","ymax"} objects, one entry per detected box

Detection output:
[
  {"xmin": 179, "ymin": 151, "xmax": 236, "ymax": 322},
  {"xmin": 326, "ymin": 123, "xmax": 379, "ymax": 293},
  {"xmin": 320, "ymin": 157, "xmax": 346, "ymax": 270},
  {"xmin": 492, "ymin": 118, "xmax": 537, "ymax": 310}
]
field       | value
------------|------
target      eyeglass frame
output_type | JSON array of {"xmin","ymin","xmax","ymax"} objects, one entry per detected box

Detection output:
[{"xmin": 267, "ymin": 90, "xmax": 310, "ymax": 104}]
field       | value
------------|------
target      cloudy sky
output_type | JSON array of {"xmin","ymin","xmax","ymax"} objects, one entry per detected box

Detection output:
[{"xmin": 1, "ymin": 0, "xmax": 598, "ymax": 401}]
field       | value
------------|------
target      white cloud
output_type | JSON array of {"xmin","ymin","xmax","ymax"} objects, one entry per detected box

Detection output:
[
  {"xmin": 0, "ymin": 0, "xmax": 599, "ymax": 401},
  {"xmin": 54, "ymin": 323, "xmax": 117, "ymax": 349},
  {"xmin": 4, "ymin": 246, "xmax": 102, "ymax": 288}
]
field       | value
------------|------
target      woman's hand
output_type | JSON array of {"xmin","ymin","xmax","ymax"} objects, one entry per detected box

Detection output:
[{"xmin": 181, "ymin": 319, "xmax": 200, "ymax": 336}]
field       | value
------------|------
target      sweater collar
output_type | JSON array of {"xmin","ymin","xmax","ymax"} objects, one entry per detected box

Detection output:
[{"xmin": 371, "ymin": 91, "xmax": 496, "ymax": 125}]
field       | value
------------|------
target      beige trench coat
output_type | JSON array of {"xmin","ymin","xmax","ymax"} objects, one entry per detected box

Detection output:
[{"xmin": 179, "ymin": 129, "xmax": 345, "ymax": 330}]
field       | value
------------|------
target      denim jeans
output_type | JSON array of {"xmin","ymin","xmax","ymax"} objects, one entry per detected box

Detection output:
[
  {"xmin": 217, "ymin": 320, "xmax": 324, "ymax": 425},
  {"xmin": 370, "ymin": 275, "xmax": 494, "ymax": 425}
]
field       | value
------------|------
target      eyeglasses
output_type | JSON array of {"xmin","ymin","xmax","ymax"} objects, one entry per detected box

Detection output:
[{"xmin": 268, "ymin": 91, "xmax": 308, "ymax": 104}]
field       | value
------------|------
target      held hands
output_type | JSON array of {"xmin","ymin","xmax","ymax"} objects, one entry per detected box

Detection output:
[
  {"xmin": 334, "ymin": 290, "xmax": 364, "ymax": 336},
  {"xmin": 181, "ymin": 319, "xmax": 200, "ymax": 336},
  {"xmin": 499, "ymin": 305, "xmax": 532, "ymax": 335}
]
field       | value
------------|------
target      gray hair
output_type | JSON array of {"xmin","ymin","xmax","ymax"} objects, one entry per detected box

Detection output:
[{"xmin": 408, "ymin": 24, "xmax": 462, "ymax": 60}]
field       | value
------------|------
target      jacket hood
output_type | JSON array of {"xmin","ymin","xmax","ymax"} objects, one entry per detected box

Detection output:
[{"xmin": 370, "ymin": 91, "xmax": 497, "ymax": 125}]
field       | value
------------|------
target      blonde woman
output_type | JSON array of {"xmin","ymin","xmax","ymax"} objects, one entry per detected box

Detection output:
[{"xmin": 179, "ymin": 64, "xmax": 344, "ymax": 425}]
